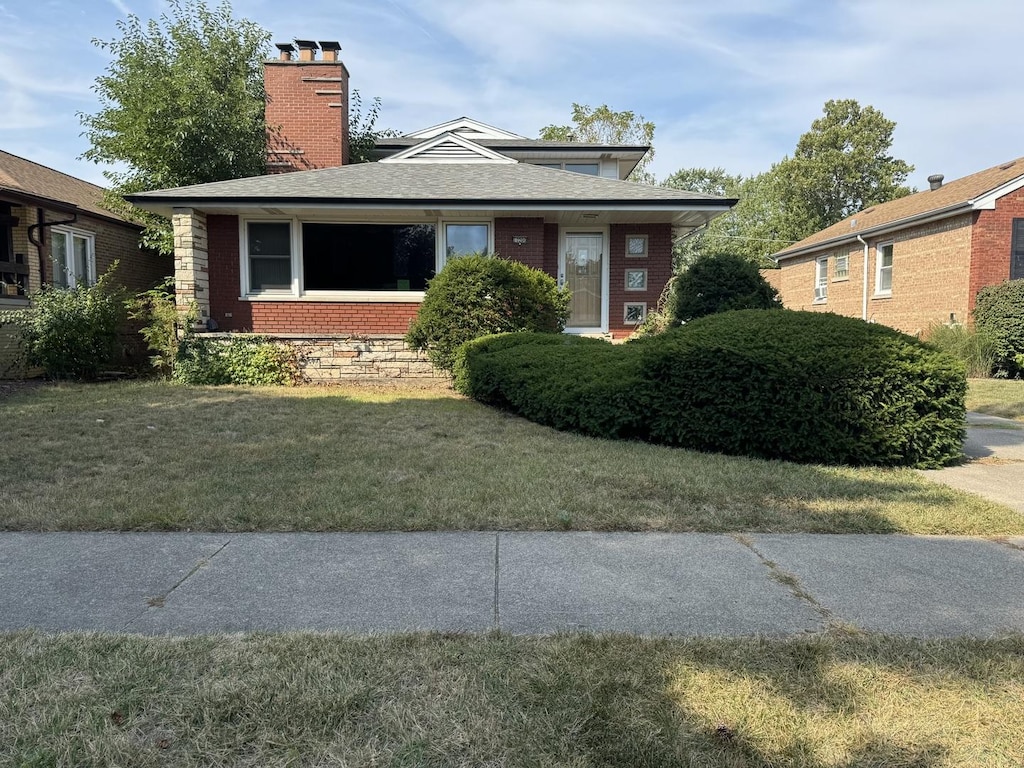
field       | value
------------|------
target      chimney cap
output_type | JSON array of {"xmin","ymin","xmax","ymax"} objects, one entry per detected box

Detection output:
[
  {"xmin": 294, "ymin": 39, "xmax": 319, "ymax": 50},
  {"xmin": 319, "ymin": 40, "xmax": 341, "ymax": 52},
  {"xmin": 275, "ymin": 42, "xmax": 296, "ymax": 53},
  {"xmin": 927, "ymin": 173, "xmax": 944, "ymax": 190}
]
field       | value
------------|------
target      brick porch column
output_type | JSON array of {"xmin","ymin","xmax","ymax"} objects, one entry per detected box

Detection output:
[{"xmin": 172, "ymin": 208, "xmax": 210, "ymax": 324}]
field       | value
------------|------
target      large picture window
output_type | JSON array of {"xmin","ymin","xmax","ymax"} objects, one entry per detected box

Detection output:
[
  {"xmin": 1012, "ymin": 218, "xmax": 1024, "ymax": 280},
  {"xmin": 247, "ymin": 222, "xmax": 292, "ymax": 292},
  {"xmin": 303, "ymin": 223, "xmax": 435, "ymax": 292},
  {"xmin": 50, "ymin": 227, "xmax": 95, "ymax": 288}
]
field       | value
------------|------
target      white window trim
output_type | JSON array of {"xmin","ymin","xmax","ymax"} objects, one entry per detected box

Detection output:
[
  {"xmin": 625, "ymin": 234, "xmax": 649, "ymax": 258},
  {"xmin": 625, "ymin": 268, "xmax": 648, "ymax": 292},
  {"xmin": 814, "ymin": 256, "xmax": 828, "ymax": 303},
  {"xmin": 559, "ymin": 226, "xmax": 610, "ymax": 335},
  {"xmin": 437, "ymin": 220, "xmax": 494, "ymax": 272},
  {"xmin": 239, "ymin": 217, "xmax": 300, "ymax": 298},
  {"xmin": 49, "ymin": 226, "xmax": 96, "ymax": 288},
  {"xmin": 623, "ymin": 302, "xmax": 647, "ymax": 325},
  {"xmin": 875, "ymin": 242, "xmax": 894, "ymax": 297}
]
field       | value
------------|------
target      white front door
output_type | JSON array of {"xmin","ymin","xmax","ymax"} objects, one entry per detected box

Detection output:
[{"xmin": 561, "ymin": 231, "xmax": 606, "ymax": 332}]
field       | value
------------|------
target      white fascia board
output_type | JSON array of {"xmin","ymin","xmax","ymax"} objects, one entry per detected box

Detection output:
[
  {"xmin": 404, "ymin": 117, "xmax": 526, "ymax": 140},
  {"xmin": 379, "ymin": 132, "xmax": 517, "ymax": 164},
  {"xmin": 774, "ymin": 203, "xmax": 973, "ymax": 261},
  {"xmin": 970, "ymin": 174, "xmax": 1024, "ymax": 210}
]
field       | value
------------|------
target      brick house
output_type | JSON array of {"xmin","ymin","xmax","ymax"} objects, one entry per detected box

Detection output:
[
  {"xmin": 767, "ymin": 159, "xmax": 1024, "ymax": 336},
  {"xmin": 1, "ymin": 150, "xmax": 171, "ymax": 375},
  {"xmin": 128, "ymin": 40, "xmax": 735, "ymax": 379}
]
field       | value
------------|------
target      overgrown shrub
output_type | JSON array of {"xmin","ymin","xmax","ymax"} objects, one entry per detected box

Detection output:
[
  {"xmin": 0, "ymin": 267, "xmax": 128, "ymax": 380},
  {"xmin": 406, "ymin": 254, "xmax": 570, "ymax": 373},
  {"xmin": 129, "ymin": 278, "xmax": 184, "ymax": 378},
  {"xmin": 671, "ymin": 251, "xmax": 781, "ymax": 322},
  {"xmin": 974, "ymin": 279, "xmax": 1024, "ymax": 378},
  {"xmin": 924, "ymin": 322, "xmax": 998, "ymax": 378},
  {"xmin": 455, "ymin": 311, "xmax": 966, "ymax": 468},
  {"xmin": 174, "ymin": 335, "xmax": 299, "ymax": 386}
]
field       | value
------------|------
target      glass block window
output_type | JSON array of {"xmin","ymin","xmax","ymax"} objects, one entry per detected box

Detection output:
[
  {"xmin": 624, "ymin": 302, "xmax": 646, "ymax": 325},
  {"xmin": 626, "ymin": 235, "xmax": 648, "ymax": 257},
  {"xmin": 625, "ymin": 269, "xmax": 647, "ymax": 291}
]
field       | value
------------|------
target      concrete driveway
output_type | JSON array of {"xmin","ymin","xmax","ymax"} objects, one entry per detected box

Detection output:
[{"xmin": 920, "ymin": 412, "xmax": 1024, "ymax": 513}]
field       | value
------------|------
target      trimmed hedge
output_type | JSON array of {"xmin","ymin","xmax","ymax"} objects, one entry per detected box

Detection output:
[
  {"xmin": 974, "ymin": 279, "xmax": 1024, "ymax": 378},
  {"xmin": 454, "ymin": 310, "xmax": 966, "ymax": 468},
  {"xmin": 671, "ymin": 251, "xmax": 781, "ymax": 322}
]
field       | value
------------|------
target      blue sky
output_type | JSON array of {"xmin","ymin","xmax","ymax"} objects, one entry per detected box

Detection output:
[{"xmin": 2, "ymin": 0, "xmax": 1022, "ymax": 191}]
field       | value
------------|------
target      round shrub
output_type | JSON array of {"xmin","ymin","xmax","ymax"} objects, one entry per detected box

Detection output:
[
  {"xmin": 640, "ymin": 311, "xmax": 965, "ymax": 467},
  {"xmin": 973, "ymin": 279, "xmax": 1024, "ymax": 378},
  {"xmin": 406, "ymin": 255, "xmax": 570, "ymax": 373},
  {"xmin": 671, "ymin": 252, "xmax": 781, "ymax": 322}
]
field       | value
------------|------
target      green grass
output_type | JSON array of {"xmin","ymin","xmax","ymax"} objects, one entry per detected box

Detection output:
[
  {"xmin": 2, "ymin": 381, "xmax": 1021, "ymax": 535},
  {"xmin": 2, "ymin": 631, "xmax": 1023, "ymax": 766},
  {"xmin": 968, "ymin": 378, "xmax": 1024, "ymax": 421}
]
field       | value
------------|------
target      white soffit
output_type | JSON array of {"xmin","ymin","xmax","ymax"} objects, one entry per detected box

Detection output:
[
  {"xmin": 379, "ymin": 132, "xmax": 518, "ymax": 164},
  {"xmin": 405, "ymin": 117, "xmax": 526, "ymax": 140}
]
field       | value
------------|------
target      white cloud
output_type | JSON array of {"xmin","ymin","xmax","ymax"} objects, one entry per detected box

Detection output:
[{"xmin": 108, "ymin": 0, "xmax": 131, "ymax": 15}]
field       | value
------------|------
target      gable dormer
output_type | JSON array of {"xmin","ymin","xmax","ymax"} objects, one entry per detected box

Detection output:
[{"xmin": 379, "ymin": 132, "xmax": 517, "ymax": 164}]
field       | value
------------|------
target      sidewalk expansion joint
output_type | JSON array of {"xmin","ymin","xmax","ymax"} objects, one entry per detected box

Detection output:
[
  {"xmin": 493, "ymin": 533, "xmax": 501, "ymax": 631},
  {"xmin": 730, "ymin": 534, "xmax": 850, "ymax": 633},
  {"xmin": 122, "ymin": 538, "xmax": 232, "ymax": 629}
]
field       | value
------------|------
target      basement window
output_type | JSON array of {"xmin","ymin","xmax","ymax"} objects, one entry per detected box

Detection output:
[{"xmin": 303, "ymin": 223, "xmax": 435, "ymax": 292}]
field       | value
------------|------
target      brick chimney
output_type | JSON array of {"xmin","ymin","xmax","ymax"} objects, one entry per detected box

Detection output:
[{"xmin": 265, "ymin": 39, "xmax": 350, "ymax": 173}]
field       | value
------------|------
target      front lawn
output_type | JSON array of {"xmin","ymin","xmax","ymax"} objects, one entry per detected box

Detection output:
[
  {"xmin": 968, "ymin": 378, "xmax": 1024, "ymax": 421},
  {"xmin": 2, "ymin": 632, "xmax": 1022, "ymax": 766},
  {"xmin": 1, "ymin": 381, "xmax": 1021, "ymax": 534}
]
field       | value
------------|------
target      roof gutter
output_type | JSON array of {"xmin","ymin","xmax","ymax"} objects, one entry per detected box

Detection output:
[
  {"xmin": 856, "ymin": 234, "xmax": 869, "ymax": 321},
  {"xmin": 126, "ymin": 196, "xmax": 737, "ymax": 209},
  {"xmin": 774, "ymin": 202, "xmax": 972, "ymax": 261}
]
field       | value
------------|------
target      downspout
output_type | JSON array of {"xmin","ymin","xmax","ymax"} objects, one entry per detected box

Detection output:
[
  {"xmin": 27, "ymin": 208, "xmax": 78, "ymax": 286},
  {"xmin": 856, "ymin": 234, "xmax": 869, "ymax": 321}
]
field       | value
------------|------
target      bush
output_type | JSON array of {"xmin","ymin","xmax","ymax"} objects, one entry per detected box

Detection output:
[
  {"xmin": 974, "ymin": 279, "xmax": 1024, "ymax": 378},
  {"xmin": 671, "ymin": 252, "xmax": 781, "ymax": 322},
  {"xmin": 455, "ymin": 311, "xmax": 966, "ymax": 468},
  {"xmin": 174, "ymin": 335, "xmax": 299, "ymax": 386},
  {"xmin": 406, "ymin": 254, "xmax": 570, "ymax": 373},
  {"xmin": 130, "ymin": 278, "xmax": 184, "ymax": 378},
  {"xmin": 0, "ymin": 267, "xmax": 128, "ymax": 380},
  {"xmin": 924, "ymin": 323, "xmax": 998, "ymax": 378}
]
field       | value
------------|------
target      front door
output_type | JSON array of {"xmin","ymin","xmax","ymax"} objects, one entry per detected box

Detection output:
[{"xmin": 561, "ymin": 232, "xmax": 605, "ymax": 331}]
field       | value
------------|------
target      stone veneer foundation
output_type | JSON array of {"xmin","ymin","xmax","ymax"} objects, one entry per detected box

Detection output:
[{"xmin": 208, "ymin": 333, "xmax": 442, "ymax": 381}]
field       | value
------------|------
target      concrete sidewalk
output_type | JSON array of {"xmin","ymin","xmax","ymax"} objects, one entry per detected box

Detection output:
[
  {"xmin": 2, "ymin": 532, "xmax": 1023, "ymax": 637},
  {"xmin": 920, "ymin": 412, "xmax": 1024, "ymax": 513}
]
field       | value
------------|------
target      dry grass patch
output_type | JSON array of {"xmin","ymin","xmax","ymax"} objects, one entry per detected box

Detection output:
[
  {"xmin": 1, "ymin": 632, "xmax": 1022, "ymax": 766},
  {"xmin": 2, "ymin": 381, "xmax": 1021, "ymax": 534},
  {"xmin": 968, "ymin": 378, "xmax": 1024, "ymax": 421}
]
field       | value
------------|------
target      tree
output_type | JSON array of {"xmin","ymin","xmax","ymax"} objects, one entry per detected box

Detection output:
[
  {"xmin": 776, "ymin": 99, "xmax": 914, "ymax": 237},
  {"xmin": 348, "ymin": 89, "xmax": 399, "ymax": 164},
  {"xmin": 81, "ymin": 0, "xmax": 271, "ymax": 253},
  {"xmin": 540, "ymin": 103, "xmax": 656, "ymax": 183}
]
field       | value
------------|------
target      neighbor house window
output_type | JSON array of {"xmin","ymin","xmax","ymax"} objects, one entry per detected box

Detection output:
[
  {"xmin": 0, "ymin": 202, "xmax": 27, "ymax": 297},
  {"xmin": 814, "ymin": 257, "xmax": 828, "ymax": 302},
  {"xmin": 303, "ymin": 223, "xmax": 435, "ymax": 292},
  {"xmin": 50, "ymin": 227, "xmax": 95, "ymax": 288},
  {"xmin": 247, "ymin": 221, "xmax": 293, "ymax": 292},
  {"xmin": 834, "ymin": 251, "xmax": 850, "ymax": 280},
  {"xmin": 876, "ymin": 243, "xmax": 894, "ymax": 295},
  {"xmin": 1012, "ymin": 219, "xmax": 1024, "ymax": 280},
  {"xmin": 443, "ymin": 223, "xmax": 489, "ymax": 262}
]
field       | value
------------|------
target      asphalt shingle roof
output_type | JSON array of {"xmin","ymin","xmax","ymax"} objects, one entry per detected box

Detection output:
[
  {"xmin": 0, "ymin": 150, "xmax": 133, "ymax": 224},
  {"xmin": 776, "ymin": 157, "xmax": 1024, "ymax": 258},
  {"xmin": 127, "ymin": 162, "xmax": 731, "ymax": 206}
]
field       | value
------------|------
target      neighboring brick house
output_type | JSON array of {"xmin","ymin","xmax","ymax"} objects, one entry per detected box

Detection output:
[
  {"xmin": 0, "ymin": 150, "xmax": 172, "ymax": 375},
  {"xmin": 128, "ymin": 40, "xmax": 734, "ymax": 379},
  {"xmin": 767, "ymin": 159, "xmax": 1024, "ymax": 336}
]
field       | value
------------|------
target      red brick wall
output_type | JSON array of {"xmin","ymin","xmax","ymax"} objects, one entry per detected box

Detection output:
[
  {"xmin": 265, "ymin": 59, "xmax": 349, "ymax": 171},
  {"xmin": 608, "ymin": 223, "xmax": 673, "ymax": 338},
  {"xmin": 494, "ymin": 217, "xmax": 545, "ymax": 270},
  {"xmin": 543, "ymin": 224, "xmax": 559, "ymax": 277},
  {"xmin": 969, "ymin": 186, "xmax": 1024, "ymax": 312}
]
